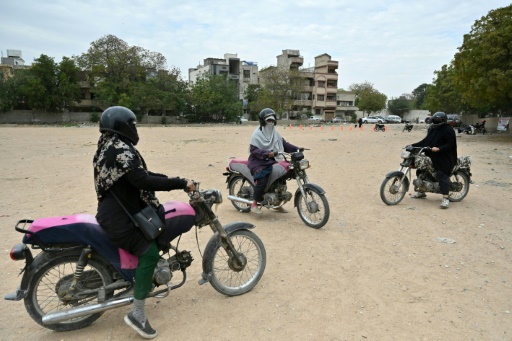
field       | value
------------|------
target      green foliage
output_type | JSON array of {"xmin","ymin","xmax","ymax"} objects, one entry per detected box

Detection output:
[
  {"xmin": 423, "ymin": 65, "xmax": 464, "ymax": 113},
  {"xmin": 0, "ymin": 69, "xmax": 31, "ymax": 112},
  {"xmin": 23, "ymin": 55, "xmax": 81, "ymax": 112},
  {"xmin": 388, "ymin": 95, "xmax": 412, "ymax": 116},
  {"xmin": 189, "ymin": 74, "xmax": 242, "ymax": 122},
  {"xmin": 412, "ymin": 83, "xmax": 429, "ymax": 109},
  {"xmin": 75, "ymin": 35, "xmax": 168, "ymax": 108},
  {"xmin": 90, "ymin": 112, "xmax": 100, "ymax": 122},
  {"xmin": 258, "ymin": 67, "xmax": 303, "ymax": 117},
  {"xmin": 349, "ymin": 81, "xmax": 387, "ymax": 114},
  {"xmin": 452, "ymin": 5, "xmax": 512, "ymax": 114}
]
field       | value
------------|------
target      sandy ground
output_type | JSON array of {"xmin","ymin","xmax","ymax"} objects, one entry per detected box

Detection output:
[{"xmin": 0, "ymin": 123, "xmax": 511, "ymax": 341}]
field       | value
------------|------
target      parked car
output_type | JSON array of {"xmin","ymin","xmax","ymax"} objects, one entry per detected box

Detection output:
[
  {"xmin": 332, "ymin": 117, "xmax": 344, "ymax": 123},
  {"xmin": 373, "ymin": 116, "xmax": 387, "ymax": 123},
  {"xmin": 361, "ymin": 116, "xmax": 380, "ymax": 124},
  {"xmin": 420, "ymin": 116, "xmax": 431, "ymax": 124},
  {"xmin": 386, "ymin": 115, "xmax": 402, "ymax": 123},
  {"xmin": 308, "ymin": 116, "xmax": 323, "ymax": 122},
  {"xmin": 447, "ymin": 114, "xmax": 462, "ymax": 127}
]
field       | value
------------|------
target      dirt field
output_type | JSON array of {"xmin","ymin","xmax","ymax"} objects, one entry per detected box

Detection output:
[{"xmin": 0, "ymin": 123, "xmax": 511, "ymax": 340}]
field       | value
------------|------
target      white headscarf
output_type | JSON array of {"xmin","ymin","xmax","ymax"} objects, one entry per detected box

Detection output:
[{"xmin": 249, "ymin": 117, "xmax": 284, "ymax": 157}]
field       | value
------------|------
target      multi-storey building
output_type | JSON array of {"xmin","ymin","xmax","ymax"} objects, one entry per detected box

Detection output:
[
  {"xmin": 188, "ymin": 53, "xmax": 259, "ymax": 103},
  {"xmin": 274, "ymin": 49, "xmax": 357, "ymax": 121}
]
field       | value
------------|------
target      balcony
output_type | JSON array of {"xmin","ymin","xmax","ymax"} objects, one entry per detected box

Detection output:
[
  {"xmin": 294, "ymin": 99, "xmax": 312, "ymax": 106},
  {"xmin": 289, "ymin": 56, "xmax": 304, "ymax": 67}
]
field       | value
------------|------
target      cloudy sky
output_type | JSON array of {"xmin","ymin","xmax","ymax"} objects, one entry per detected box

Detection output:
[{"xmin": 1, "ymin": 0, "xmax": 509, "ymax": 98}]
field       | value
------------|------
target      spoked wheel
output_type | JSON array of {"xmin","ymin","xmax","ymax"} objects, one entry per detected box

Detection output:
[
  {"xmin": 380, "ymin": 175, "xmax": 410, "ymax": 205},
  {"xmin": 296, "ymin": 188, "xmax": 330, "ymax": 229},
  {"xmin": 24, "ymin": 253, "xmax": 113, "ymax": 331},
  {"xmin": 228, "ymin": 176, "xmax": 253, "ymax": 213},
  {"xmin": 205, "ymin": 230, "xmax": 266, "ymax": 296},
  {"xmin": 448, "ymin": 172, "xmax": 470, "ymax": 202}
]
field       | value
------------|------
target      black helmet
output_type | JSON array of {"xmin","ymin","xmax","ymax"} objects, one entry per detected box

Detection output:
[
  {"xmin": 431, "ymin": 112, "xmax": 447, "ymax": 126},
  {"xmin": 99, "ymin": 106, "xmax": 139, "ymax": 145},
  {"xmin": 258, "ymin": 108, "xmax": 277, "ymax": 126}
]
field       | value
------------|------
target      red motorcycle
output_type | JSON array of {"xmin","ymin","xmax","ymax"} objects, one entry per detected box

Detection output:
[{"xmin": 223, "ymin": 150, "xmax": 330, "ymax": 229}]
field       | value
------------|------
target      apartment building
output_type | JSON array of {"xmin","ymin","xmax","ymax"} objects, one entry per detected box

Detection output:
[
  {"xmin": 274, "ymin": 49, "xmax": 356, "ymax": 121},
  {"xmin": 188, "ymin": 53, "xmax": 259, "ymax": 102}
]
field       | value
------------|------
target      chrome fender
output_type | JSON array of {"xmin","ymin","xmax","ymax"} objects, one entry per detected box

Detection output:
[{"xmin": 293, "ymin": 183, "xmax": 326, "ymax": 207}]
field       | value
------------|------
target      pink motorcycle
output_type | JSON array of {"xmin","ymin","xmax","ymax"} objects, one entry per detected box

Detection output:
[{"xmin": 4, "ymin": 183, "xmax": 266, "ymax": 331}]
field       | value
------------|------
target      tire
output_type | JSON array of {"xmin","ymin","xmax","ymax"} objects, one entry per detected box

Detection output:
[
  {"xmin": 228, "ymin": 176, "xmax": 253, "ymax": 213},
  {"xmin": 296, "ymin": 188, "xmax": 330, "ymax": 229},
  {"xmin": 24, "ymin": 252, "xmax": 114, "ymax": 331},
  {"xmin": 205, "ymin": 230, "xmax": 266, "ymax": 296},
  {"xmin": 448, "ymin": 172, "xmax": 470, "ymax": 202},
  {"xmin": 380, "ymin": 175, "xmax": 410, "ymax": 205}
]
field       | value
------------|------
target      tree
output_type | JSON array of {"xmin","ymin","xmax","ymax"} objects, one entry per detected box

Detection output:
[
  {"xmin": 24, "ymin": 54, "xmax": 82, "ymax": 112},
  {"xmin": 388, "ymin": 95, "xmax": 412, "ymax": 116},
  {"xmin": 75, "ymin": 35, "xmax": 167, "ymax": 107},
  {"xmin": 423, "ymin": 64, "xmax": 464, "ymax": 114},
  {"xmin": 412, "ymin": 83, "xmax": 429, "ymax": 109},
  {"xmin": 258, "ymin": 66, "xmax": 303, "ymax": 117},
  {"xmin": 131, "ymin": 67, "xmax": 189, "ymax": 116},
  {"xmin": 244, "ymin": 84, "xmax": 262, "ymax": 119},
  {"xmin": 0, "ymin": 69, "xmax": 31, "ymax": 112},
  {"xmin": 189, "ymin": 74, "xmax": 242, "ymax": 122},
  {"xmin": 349, "ymin": 81, "xmax": 387, "ymax": 115},
  {"xmin": 453, "ymin": 4, "xmax": 512, "ymax": 114}
]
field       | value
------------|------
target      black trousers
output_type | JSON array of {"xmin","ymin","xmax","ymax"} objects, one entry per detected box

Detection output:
[
  {"xmin": 437, "ymin": 170, "xmax": 450, "ymax": 195},
  {"xmin": 254, "ymin": 175, "xmax": 270, "ymax": 202}
]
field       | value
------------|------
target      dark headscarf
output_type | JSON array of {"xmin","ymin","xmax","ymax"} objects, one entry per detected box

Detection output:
[{"xmin": 93, "ymin": 132, "xmax": 160, "ymax": 207}]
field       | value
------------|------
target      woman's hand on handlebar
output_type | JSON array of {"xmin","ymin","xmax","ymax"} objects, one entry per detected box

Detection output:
[{"xmin": 184, "ymin": 180, "xmax": 196, "ymax": 193}]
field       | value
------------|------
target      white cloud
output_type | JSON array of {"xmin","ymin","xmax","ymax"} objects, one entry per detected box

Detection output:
[{"xmin": 1, "ymin": 0, "xmax": 509, "ymax": 98}]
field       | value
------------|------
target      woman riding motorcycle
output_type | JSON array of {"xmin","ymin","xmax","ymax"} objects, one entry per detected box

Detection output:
[
  {"xmin": 93, "ymin": 106, "xmax": 195, "ymax": 338},
  {"xmin": 409, "ymin": 112, "xmax": 458, "ymax": 209},
  {"xmin": 248, "ymin": 108, "xmax": 303, "ymax": 214}
]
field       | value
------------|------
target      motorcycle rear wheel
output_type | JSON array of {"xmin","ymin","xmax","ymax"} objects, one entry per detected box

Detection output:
[
  {"xmin": 380, "ymin": 175, "xmax": 410, "ymax": 205},
  {"xmin": 205, "ymin": 230, "xmax": 266, "ymax": 296},
  {"xmin": 24, "ymin": 253, "xmax": 113, "ymax": 331},
  {"xmin": 228, "ymin": 175, "xmax": 253, "ymax": 213},
  {"xmin": 296, "ymin": 188, "xmax": 330, "ymax": 228},
  {"xmin": 448, "ymin": 172, "xmax": 470, "ymax": 202}
]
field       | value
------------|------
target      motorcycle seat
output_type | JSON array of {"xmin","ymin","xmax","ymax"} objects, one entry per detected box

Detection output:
[
  {"xmin": 229, "ymin": 158, "xmax": 248, "ymax": 166},
  {"xmin": 29, "ymin": 214, "xmax": 99, "ymax": 233}
]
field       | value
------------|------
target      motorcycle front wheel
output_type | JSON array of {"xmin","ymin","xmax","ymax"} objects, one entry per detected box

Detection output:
[
  {"xmin": 24, "ymin": 253, "xmax": 113, "ymax": 331},
  {"xmin": 296, "ymin": 188, "xmax": 330, "ymax": 229},
  {"xmin": 380, "ymin": 175, "xmax": 410, "ymax": 205},
  {"xmin": 448, "ymin": 172, "xmax": 470, "ymax": 202},
  {"xmin": 205, "ymin": 230, "xmax": 266, "ymax": 296},
  {"xmin": 228, "ymin": 175, "xmax": 253, "ymax": 213}
]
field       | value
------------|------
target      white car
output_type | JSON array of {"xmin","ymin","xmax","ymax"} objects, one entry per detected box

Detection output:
[
  {"xmin": 386, "ymin": 115, "xmax": 402, "ymax": 123},
  {"xmin": 308, "ymin": 116, "xmax": 323, "ymax": 122},
  {"xmin": 361, "ymin": 116, "xmax": 380, "ymax": 124}
]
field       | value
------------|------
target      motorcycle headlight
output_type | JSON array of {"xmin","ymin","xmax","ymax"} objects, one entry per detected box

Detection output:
[
  {"xmin": 401, "ymin": 151, "xmax": 411, "ymax": 159},
  {"xmin": 203, "ymin": 189, "xmax": 223, "ymax": 204},
  {"xmin": 299, "ymin": 159, "xmax": 310, "ymax": 170}
]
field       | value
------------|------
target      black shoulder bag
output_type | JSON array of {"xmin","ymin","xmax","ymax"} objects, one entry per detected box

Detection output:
[{"xmin": 110, "ymin": 190, "xmax": 165, "ymax": 241}]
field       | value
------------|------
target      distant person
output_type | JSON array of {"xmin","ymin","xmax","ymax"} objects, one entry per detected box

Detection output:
[{"xmin": 357, "ymin": 117, "xmax": 363, "ymax": 128}]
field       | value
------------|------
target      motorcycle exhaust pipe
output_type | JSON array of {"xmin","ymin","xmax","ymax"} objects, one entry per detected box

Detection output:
[
  {"xmin": 42, "ymin": 297, "xmax": 133, "ymax": 324},
  {"xmin": 227, "ymin": 195, "xmax": 253, "ymax": 205}
]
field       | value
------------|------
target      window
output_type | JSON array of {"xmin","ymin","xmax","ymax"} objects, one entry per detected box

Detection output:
[
  {"xmin": 317, "ymin": 81, "xmax": 325, "ymax": 88},
  {"xmin": 317, "ymin": 95, "xmax": 325, "ymax": 101}
]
